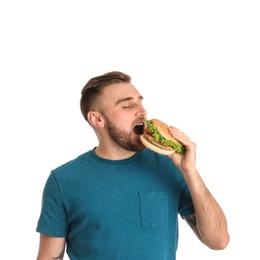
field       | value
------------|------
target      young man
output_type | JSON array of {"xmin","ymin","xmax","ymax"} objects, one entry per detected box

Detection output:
[{"xmin": 36, "ymin": 71, "xmax": 230, "ymax": 259}]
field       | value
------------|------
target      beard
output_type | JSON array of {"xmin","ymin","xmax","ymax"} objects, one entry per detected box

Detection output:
[{"xmin": 104, "ymin": 115, "xmax": 145, "ymax": 152}]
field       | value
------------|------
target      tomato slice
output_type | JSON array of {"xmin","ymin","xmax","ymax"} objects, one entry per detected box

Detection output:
[{"xmin": 145, "ymin": 128, "xmax": 152, "ymax": 135}]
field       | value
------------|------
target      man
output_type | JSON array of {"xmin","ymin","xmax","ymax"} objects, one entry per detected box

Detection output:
[{"xmin": 36, "ymin": 71, "xmax": 230, "ymax": 259}]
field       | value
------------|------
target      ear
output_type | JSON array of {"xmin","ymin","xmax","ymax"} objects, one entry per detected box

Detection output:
[{"xmin": 87, "ymin": 111, "xmax": 104, "ymax": 128}]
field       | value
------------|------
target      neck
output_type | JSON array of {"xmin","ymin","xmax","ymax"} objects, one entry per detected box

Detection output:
[{"xmin": 94, "ymin": 144, "xmax": 136, "ymax": 160}]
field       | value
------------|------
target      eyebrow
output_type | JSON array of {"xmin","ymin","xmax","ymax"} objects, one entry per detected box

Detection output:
[{"xmin": 115, "ymin": 95, "xmax": 143, "ymax": 106}]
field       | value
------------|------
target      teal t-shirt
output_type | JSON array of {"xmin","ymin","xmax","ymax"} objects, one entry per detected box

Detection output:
[{"xmin": 36, "ymin": 148, "xmax": 194, "ymax": 260}]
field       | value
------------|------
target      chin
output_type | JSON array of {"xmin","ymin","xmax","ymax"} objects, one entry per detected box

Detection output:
[{"xmin": 133, "ymin": 139, "xmax": 146, "ymax": 151}]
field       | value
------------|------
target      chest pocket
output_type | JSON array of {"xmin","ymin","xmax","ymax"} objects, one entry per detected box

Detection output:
[{"xmin": 138, "ymin": 191, "xmax": 168, "ymax": 228}]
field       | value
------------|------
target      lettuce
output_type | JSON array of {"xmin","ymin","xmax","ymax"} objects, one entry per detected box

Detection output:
[{"xmin": 145, "ymin": 119, "xmax": 184, "ymax": 154}]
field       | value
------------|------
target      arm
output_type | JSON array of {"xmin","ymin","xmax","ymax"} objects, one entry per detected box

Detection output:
[
  {"xmin": 36, "ymin": 234, "xmax": 66, "ymax": 260},
  {"xmin": 168, "ymin": 126, "xmax": 230, "ymax": 250}
]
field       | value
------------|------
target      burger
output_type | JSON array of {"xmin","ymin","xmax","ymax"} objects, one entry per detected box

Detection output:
[{"xmin": 140, "ymin": 119, "xmax": 185, "ymax": 155}]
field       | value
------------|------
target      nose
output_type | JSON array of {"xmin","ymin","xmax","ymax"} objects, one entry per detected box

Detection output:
[{"xmin": 136, "ymin": 105, "xmax": 147, "ymax": 118}]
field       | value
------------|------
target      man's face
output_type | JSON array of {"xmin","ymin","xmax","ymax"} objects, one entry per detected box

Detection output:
[{"xmin": 101, "ymin": 83, "xmax": 147, "ymax": 151}]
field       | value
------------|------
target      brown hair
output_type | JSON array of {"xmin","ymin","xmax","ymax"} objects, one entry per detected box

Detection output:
[{"xmin": 80, "ymin": 71, "xmax": 131, "ymax": 122}]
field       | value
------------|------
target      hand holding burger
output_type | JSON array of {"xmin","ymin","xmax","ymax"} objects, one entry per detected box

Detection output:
[{"xmin": 140, "ymin": 119, "xmax": 185, "ymax": 155}]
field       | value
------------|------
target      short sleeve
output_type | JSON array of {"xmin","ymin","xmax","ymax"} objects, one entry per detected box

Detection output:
[
  {"xmin": 178, "ymin": 182, "xmax": 195, "ymax": 218},
  {"xmin": 36, "ymin": 172, "xmax": 68, "ymax": 237}
]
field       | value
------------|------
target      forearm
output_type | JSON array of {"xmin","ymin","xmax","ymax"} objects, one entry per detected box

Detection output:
[{"xmin": 182, "ymin": 169, "xmax": 230, "ymax": 249}]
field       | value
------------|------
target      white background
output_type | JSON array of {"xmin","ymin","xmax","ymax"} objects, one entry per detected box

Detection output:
[{"xmin": 0, "ymin": 1, "xmax": 259, "ymax": 259}]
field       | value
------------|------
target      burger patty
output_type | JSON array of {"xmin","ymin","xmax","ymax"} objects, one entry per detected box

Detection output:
[{"xmin": 145, "ymin": 133, "xmax": 174, "ymax": 151}]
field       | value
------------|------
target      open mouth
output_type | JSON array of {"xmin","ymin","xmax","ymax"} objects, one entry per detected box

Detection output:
[{"xmin": 133, "ymin": 122, "xmax": 144, "ymax": 135}]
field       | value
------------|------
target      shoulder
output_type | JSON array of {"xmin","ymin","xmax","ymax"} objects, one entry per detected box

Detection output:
[{"xmin": 51, "ymin": 150, "xmax": 91, "ymax": 177}]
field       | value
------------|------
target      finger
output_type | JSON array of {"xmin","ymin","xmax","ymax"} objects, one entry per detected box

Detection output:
[{"xmin": 168, "ymin": 127, "xmax": 190, "ymax": 145}]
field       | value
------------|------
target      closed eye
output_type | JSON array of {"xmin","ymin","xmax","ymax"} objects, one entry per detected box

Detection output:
[{"xmin": 123, "ymin": 104, "xmax": 133, "ymax": 109}]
